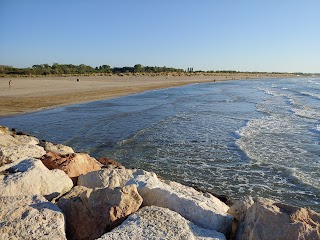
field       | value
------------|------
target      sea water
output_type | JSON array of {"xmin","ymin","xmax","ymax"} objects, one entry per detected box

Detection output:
[{"xmin": 1, "ymin": 78, "xmax": 319, "ymax": 211}]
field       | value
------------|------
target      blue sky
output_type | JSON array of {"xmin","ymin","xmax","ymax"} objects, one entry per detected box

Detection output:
[{"xmin": 1, "ymin": 0, "xmax": 319, "ymax": 72}]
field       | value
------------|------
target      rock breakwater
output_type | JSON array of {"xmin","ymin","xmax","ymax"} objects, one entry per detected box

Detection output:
[{"xmin": 0, "ymin": 126, "xmax": 319, "ymax": 240}]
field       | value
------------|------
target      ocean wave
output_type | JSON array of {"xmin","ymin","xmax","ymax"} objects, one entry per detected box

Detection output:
[
  {"xmin": 236, "ymin": 115, "xmax": 320, "ymax": 189},
  {"xmin": 301, "ymin": 91, "xmax": 320, "ymax": 100},
  {"xmin": 256, "ymin": 85, "xmax": 320, "ymax": 120},
  {"xmin": 292, "ymin": 107, "xmax": 320, "ymax": 120},
  {"xmin": 307, "ymin": 79, "xmax": 320, "ymax": 85},
  {"xmin": 256, "ymin": 87, "xmax": 282, "ymax": 97}
]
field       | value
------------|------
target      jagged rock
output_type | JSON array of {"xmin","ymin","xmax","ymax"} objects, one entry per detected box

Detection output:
[
  {"xmin": 40, "ymin": 141, "xmax": 74, "ymax": 155},
  {"xmin": 228, "ymin": 196, "xmax": 254, "ymax": 220},
  {"xmin": 0, "ymin": 126, "xmax": 45, "ymax": 168},
  {"xmin": 0, "ymin": 126, "xmax": 12, "ymax": 136},
  {"xmin": 98, "ymin": 206, "xmax": 226, "ymax": 240},
  {"xmin": 78, "ymin": 168, "xmax": 233, "ymax": 234},
  {"xmin": 132, "ymin": 175, "xmax": 233, "ymax": 235},
  {"xmin": 234, "ymin": 198, "xmax": 320, "ymax": 240},
  {"xmin": 58, "ymin": 184, "xmax": 143, "ymax": 240},
  {"xmin": 0, "ymin": 133, "xmax": 39, "ymax": 147},
  {"xmin": 0, "ymin": 132, "xmax": 20, "ymax": 147},
  {"xmin": 0, "ymin": 126, "xmax": 39, "ymax": 146},
  {"xmin": 40, "ymin": 152, "xmax": 101, "ymax": 184},
  {"xmin": 13, "ymin": 134, "xmax": 40, "ymax": 145},
  {"xmin": 0, "ymin": 195, "xmax": 67, "ymax": 239},
  {"xmin": 0, "ymin": 158, "xmax": 73, "ymax": 201},
  {"xmin": 78, "ymin": 168, "xmax": 156, "ymax": 189},
  {"xmin": 97, "ymin": 157, "xmax": 124, "ymax": 168},
  {"xmin": 0, "ymin": 144, "xmax": 46, "ymax": 168}
]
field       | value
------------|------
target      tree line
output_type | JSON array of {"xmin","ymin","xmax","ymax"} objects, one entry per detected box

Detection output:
[
  {"xmin": 0, "ymin": 64, "xmax": 303, "ymax": 77},
  {"xmin": 0, "ymin": 63, "xmax": 185, "ymax": 76}
]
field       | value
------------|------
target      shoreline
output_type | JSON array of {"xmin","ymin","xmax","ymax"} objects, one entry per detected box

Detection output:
[
  {"xmin": 0, "ymin": 74, "xmax": 296, "ymax": 117},
  {"xmin": 0, "ymin": 125, "xmax": 319, "ymax": 239}
]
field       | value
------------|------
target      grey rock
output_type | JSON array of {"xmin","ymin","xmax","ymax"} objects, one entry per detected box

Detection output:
[
  {"xmin": 0, "ymin": 195, "xmax": 66, "ymax": 239},
  {"xmin": 78, "ymin": 168, "xmax": 233, "ymax": 234},
  {"xmin": 0, "ymin": 126, "xmax": 45, "ymax": 168},
  {"xmin": 40, "ymin": 141, "xmax": 75, "ymax": 155},
  {"xmin": 98, "ymin": 206, "xmax": 226, "ymax": 240},
  {"xmin": 78, "ymin": 168, "xmax": 155, "ymax": 189},
  {"xmin": 0, "ymin": 158, "xmax": 73, "ymax": 201}
]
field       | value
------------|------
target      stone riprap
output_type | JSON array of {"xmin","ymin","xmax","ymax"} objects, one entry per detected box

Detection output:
[{"xmin": 0, "ymin": 126, "xmax": 319, "ymax": 240}]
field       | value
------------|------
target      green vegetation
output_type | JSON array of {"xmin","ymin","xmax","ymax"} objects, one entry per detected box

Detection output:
[
  {"xmin": 0, "ymin": 63, "xmax": 312, "ymax": 77},
  {"xmin": 0, "ymin": 63, "xmax": 184, "ymax": 77}
]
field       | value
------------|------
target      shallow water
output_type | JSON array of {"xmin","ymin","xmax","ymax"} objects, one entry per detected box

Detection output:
[{"xmin": 1, "ymin": 78, "xmax": 319, "ymax": 211}]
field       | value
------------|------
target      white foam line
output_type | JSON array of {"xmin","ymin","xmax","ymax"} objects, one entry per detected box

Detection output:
[
  {"xmin": 292, "ymin": 107, "xmax": 320, "ymax": 120},
  {"xmin": 301, "ymin": 91, "xmax": 320, "ymax": 100}
]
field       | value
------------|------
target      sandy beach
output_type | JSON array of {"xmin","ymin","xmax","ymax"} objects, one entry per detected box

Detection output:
[{"xmin": 0, "ymin": 73, "xmax": 293, "ymax": 116}]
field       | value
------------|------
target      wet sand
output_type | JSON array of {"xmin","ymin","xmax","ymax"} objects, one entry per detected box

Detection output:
[{"xmin": 0, "ymin": 74, "xmax": 293, "ymax": 116}]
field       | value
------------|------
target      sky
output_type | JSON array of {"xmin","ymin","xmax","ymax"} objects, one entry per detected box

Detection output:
[{"xmin": 0, "ymin": 0, "xmax": 319, "ymax": 73}]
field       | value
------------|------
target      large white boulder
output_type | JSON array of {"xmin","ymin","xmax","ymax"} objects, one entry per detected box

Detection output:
[
  {"xmin": 0, "ymin": 144, "xmax": 46, "ymax": 169},
  {"xmin": 13, "ymin": 134, "xmax": 40, "ymax": 145},
  {"xmin": 0, "ymin": 126, "xmax": 45, "ymax": 168},
  {"xmin": 0, "ymin": 126, "xmax": 40, "ymax": 147},
  {"xmin": 40, "ymin": 141, "xmax": 75, "ymax": 155},
  {"xmin": 98, "ymin": 206, "xmax": 226, "ymax": 240},
  {"xmin": 0, "ymin": 158, "xmax": 73, "ymax": 201},
  {"xmin": 0, "ymin": 195, "xmax": 67, "ymax": 239},
  {"xmin": 0, "ymin": 126, "xmax": 19, "ymax": 147},
  {"xmin": 129, "ymin": 175, "xmax": 233, "ymax": 234},
  {"xmin": 78, "ymin": 168, "xmax": 233, "ymax": 234},
  {"xmin": 78, "ymin": 168, "xmax": 156, "ymax": 189},
  {"xmin": 0, "ymin": 132, "xmax": 39, "ymax": 147}
]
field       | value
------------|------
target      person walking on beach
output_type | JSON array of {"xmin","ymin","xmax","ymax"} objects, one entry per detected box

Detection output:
[{"xmin": 9, "ymin": 80, "xmax": 12, "ymax": 86}]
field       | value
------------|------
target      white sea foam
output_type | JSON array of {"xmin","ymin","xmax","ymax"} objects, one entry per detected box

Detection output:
[
  {"xmin": 256, "ymin": 96, "xmax": 292, "ymax": 115},
  {"xmin": 256, "ymin": 86, "xmax": 287, "ymax": 98},
  {"xmin": 301, "ymin": 91, "xmax": 320, "ymax": 100},
  {"xmin": 292, "ymin": 107, "xmax": 320, "ymax": 120},
  {"xmin": 236, "ymin": 115, "xmax": 320, "ymax": 189},
  {"xmin": 239, "ymin": 82, "xmax": 320, "ymax": 190},
  {"xmin": 256, "ymin": 85, "xmax": 320, "ymax": 121},
  {"xmin": 307, "ymin": 80, "xmax": 320, "ymax": 85}
]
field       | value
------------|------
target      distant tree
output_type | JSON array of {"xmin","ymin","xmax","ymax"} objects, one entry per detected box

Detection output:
[
  {"xmin": 32, "ymin": 64, "xmax": 43, "ymax": 69},
  {"xmin": 100, "ymin": 65, "xmax": 111, "ymax": 73},
  {"xmin": 0, "ymin": 63, "xmax": 185, "ymax": 76},
  {"xmin": 112, "ymin": 66, "xmax": 134, "ymax": 73},
  {"xmin": 52, "ymin": 63, "xmax": 62, "ymax": 74},
  {"xmin": 134, "ymin": 64, "xmax": 144, "ymax": 73}
]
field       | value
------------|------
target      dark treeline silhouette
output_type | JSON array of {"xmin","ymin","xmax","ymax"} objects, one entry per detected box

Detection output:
[
  {"xmin": 0, "ymin": 63, "xmax": 185, "ymax": 76},
  {"xmin": 0, "ymin": 64, "xmax": 309, "ymax": 77}
]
